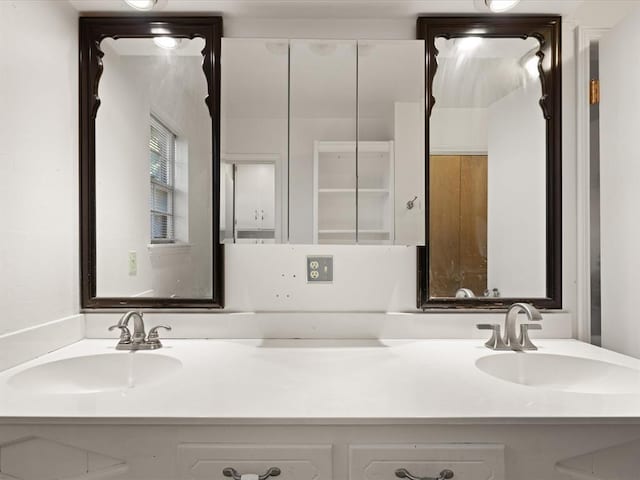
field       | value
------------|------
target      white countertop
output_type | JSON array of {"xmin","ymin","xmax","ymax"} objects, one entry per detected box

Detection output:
[{"xmin": 1, "ymin": 339, "xmax": 639, "ymax": 424}]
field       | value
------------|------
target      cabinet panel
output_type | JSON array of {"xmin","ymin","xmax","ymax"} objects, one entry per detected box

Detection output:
[
  {"xmin": 349, "ymin": 444, "xmax": 504, "ymax": 480},
  {"xmin": 177, "ymin": 443, "xmax": 332, "ymax": 480}
]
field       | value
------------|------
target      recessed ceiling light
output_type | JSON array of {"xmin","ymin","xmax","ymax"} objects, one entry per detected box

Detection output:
[
  {"xmin": 485, "ymin": 0, "xmax": 521, "ymax": 13},
  {"xmin": 124, "ymin": 0, "xmax": 157, "ymax": 11},
  {"xmin": 153, "ymin": 36, "xmax": 180, "ymax": 50}
]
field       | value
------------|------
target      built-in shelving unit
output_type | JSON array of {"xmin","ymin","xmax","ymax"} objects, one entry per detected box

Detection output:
[{"xmin": 313, "ymin": 140, "xmax": 394, "ymax": 244}]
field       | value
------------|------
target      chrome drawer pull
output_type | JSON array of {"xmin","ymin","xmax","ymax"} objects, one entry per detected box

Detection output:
[
  {"xmin": 395, "ymin": 468, "xmax": 454, "ymax": 480},
  {"xmin": 222, "ymin": 467, "xmax": 281, "ymax": 480}
]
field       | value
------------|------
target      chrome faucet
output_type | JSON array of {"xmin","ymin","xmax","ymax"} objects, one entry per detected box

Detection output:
[
  {"xmin": 109, "ymin": 311, "xmax": 171, "ymax": 350},
  {"xmin": 477, "ymin": 302, "xmax": 543, "ymax": 351},
  {"xmin": 504, "ymin": 302, "xmax": 542, "ymax": 350},
  {"xmin": 119, "ymin": 311, "xmax": 146, "ymax": 344},
  {"xmin": 455, "ymin": 288, "xmax": 476, "ymax": 298}
]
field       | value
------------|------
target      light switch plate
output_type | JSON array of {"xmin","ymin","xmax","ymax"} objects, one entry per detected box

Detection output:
[
  {"xmin": 128, "ymin": 251, "xmax": 137, "ymax": 276},
  {"xmin": 307, "ymin": 256, "xmax": 333, "ymax": 283}
]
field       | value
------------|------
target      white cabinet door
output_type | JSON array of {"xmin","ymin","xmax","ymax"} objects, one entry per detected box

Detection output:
[
  {"xmin": 178, "ymin": 443, "xmax": 332, "ymax": 480},
  {"xmin": 349, "ymin": 444, "xmax": 505, "ymax": 480},
  {"xmin": 235, "ymin": 164, "xmax": 276, "ymax": 232},
  {"xmin": 600, "ymin": 9, "xmax": 640, "ymax": 358}
]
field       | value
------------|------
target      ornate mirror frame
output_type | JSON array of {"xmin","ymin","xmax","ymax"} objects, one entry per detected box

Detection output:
[
  {"xmin": 79, "ymin": 17, "xmax": 224, "ymax": 308},
  {"xmin": 416, "ymin": 16, "xmax": 562, "ymax": 309}
]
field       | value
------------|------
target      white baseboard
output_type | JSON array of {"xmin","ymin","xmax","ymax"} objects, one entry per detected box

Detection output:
[{"xmin": 0, "ymin": 314, "xmax": 85, "ymax": 372}]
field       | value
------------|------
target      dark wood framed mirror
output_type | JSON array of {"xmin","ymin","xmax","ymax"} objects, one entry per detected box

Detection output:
[
  {"xmin": 80, "ymin": 17, "xmax": 224, "ymax": 308},
  {"xmin": 417, "ymin": 16, "xmax": 562, "ymax": 309}
]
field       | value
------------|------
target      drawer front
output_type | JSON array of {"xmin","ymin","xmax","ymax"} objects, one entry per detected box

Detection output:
[
  {"xmin": 178, "ymin": 443, "xmax": 332, "ymax": 480},
  {"xmin": 349, "ymin": 444, "xmax": 505, "ymax": 480}
]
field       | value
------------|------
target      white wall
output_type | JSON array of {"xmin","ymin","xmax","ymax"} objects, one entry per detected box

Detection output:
[
  {"xmin": 0, "ymin": 1, "xmax": 80, "ymax": 335},
  {"xmin": 95, "ymin": 43, "xmax": 154, "ymax": 297},
  {"xmin": 2, "ymin": 5, "xmax": 608, "ymax": 340},
  {"xmin": 600, "ymin": 6, "xmax": 640, "ymax": 357},
  {"xmin": 430, "ymin": 108, "xmax": 489, "ymax": 154},
  {"xmin": 487, "ymin": 82, "xmax": 547, "ymax": 298}
]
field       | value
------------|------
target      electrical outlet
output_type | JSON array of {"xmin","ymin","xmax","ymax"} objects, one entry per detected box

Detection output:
[
  {"xmin": 307, "ymin": 255, "xmax": 333, "ymax": 283},
  {"xmin": 128, "ymin": 251, "xmax": 137, "ymax": 276}
]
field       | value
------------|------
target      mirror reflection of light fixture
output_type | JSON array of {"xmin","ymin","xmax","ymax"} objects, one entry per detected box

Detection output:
[
  {"xmin": 484, "ymin": 0, "xmax": 521, "ymax": 12},
  {"xmin": 153, "ymin": 36, "xmax": 181, "ymax": 50},
  {"xmin": 309, "ymin": 43, "xmax": 338, "ymax": 56},
  {"xmin": 520, "ymin": 49, "xmax": 540, "ymax": 79},
  {"xmin": 124, "ymin": 0, "xmax": 157, "ymax": 10},
  {"xmin": 524, "ymin": 56, "xmax": 539, "ymax": 78},
  {"xmin": 265, "ymin": 41, "xmax": 288, "ymax": 56},
  {"xmin": 457, "ymin": 36, "xmax": 482, "ymax": 52}
]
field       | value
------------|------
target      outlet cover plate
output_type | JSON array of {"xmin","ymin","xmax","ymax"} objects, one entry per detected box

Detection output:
[{"xmin": 307, "ymin": 256, "xmax": 333, "ymax": 283}]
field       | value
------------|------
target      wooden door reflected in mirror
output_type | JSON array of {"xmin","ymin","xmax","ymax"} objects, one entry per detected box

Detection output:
[{"xmin": 430, "ymin": 155, "xmax": 487, "ymax": 297}]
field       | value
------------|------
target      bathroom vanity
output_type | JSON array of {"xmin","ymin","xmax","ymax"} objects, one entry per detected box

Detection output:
[
  {"xmin": 5, "ymin": 1, "xmax": 639, "ymax": 479},
  {"xmin": 1, "ymin": 339, "xmax": 639, "ymax": 480}
]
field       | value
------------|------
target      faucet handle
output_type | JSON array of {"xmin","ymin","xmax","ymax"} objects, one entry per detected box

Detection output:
[
  {"xmin": 518, "ymin": 323, "xmax": 542, "ymax": 351},
  {"xmin": 108, "ymin": 324, "xmax": 132, "ymax": 344},
  {"xmin": 146, "ymin": 325, "xmax": 172, "ymax": 347},
  {"xmin": 476, "ymin": 324, "xmax": 510, "ymax": 351}
]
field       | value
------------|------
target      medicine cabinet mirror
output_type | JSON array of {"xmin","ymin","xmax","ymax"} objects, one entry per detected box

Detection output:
[
  {"xmin": 417, "ymin": 16, "xmax": 562, "ymax": 309},
  {"xmin": 80, "ymin": 17, "xmax": 224, "ymax": 308},
  {"xmin": 220, "ymin": 38, "xmax": 426, "ymax": 245}
]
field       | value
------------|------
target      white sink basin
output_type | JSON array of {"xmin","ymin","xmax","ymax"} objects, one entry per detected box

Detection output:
[
  {"xmin": 476, "ymin": 353, "xmax": 640, "ymax": 395},
  {"xmin": 8, "ymin": 353, "xmax": 182, "ymax": 394}
]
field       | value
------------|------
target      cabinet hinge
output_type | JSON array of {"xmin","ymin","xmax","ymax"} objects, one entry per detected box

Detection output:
[{"xmin": 590, "ymin": 79, "xmax": 600, "ymax": 105}]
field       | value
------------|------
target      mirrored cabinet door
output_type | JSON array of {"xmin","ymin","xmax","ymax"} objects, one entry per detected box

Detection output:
[
  {"xmin": 220, "ymin": 38, "xmax": 288, "ymax": 244},
  {"xmin": 290, "ymin": 39, "xmax": 358, "ymax": 244},
  {"xmin": 220, "ymin": 38, "xmax": 426, "ymax": 246},
  {"xmin": 357, "ymin": 40, "xmax": 425, "ymax": 245}
]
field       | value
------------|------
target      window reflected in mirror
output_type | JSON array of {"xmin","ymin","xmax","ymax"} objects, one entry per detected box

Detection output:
[{"xmin": 429, "ymin": 36, "xmax": 546, "ymax": 299}]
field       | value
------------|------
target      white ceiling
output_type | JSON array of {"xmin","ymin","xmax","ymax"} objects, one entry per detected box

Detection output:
[
  {"xmin": 434, "ymin": 36, "xmax": 540, "ymax": 107},
  {"xmin": 69, "ymin": 0, "xmax": 585, "ymax": 18}
]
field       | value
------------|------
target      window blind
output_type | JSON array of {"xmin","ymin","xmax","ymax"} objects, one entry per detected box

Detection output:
[{"xmin": 149, "ymin": 115, "xmax": 176, "ymax": 242}]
